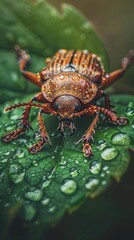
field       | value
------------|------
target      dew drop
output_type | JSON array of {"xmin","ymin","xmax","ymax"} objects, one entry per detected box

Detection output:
[
  {"xmin": 25, "ymin": 189, "xmax": 43, "ymax": 202},
  {"xmin": 61, "ymin": 179, "xmax": 77, "ymax": 194},
  {"xmin": 132, "ymin": 120, "xmax": 134, "ymax": 129},
  {"xmin": 12, "ymin": 172, "xmax": 25, "ymax": 184},
  {"xmin": 4, "ymin": 151, "xmax": 10, "ymax": 156},
  {"xmin": 41, "ymin": 197, "xmax": 50, "ymax": 205},
  {"xmin": 103, "ymin": 166, "xmax": 109, "ymax": 171},
  {"xmin": 85, "ymin": 178, "xmax": 99, "ymax": 190},
  {"xmin": 89, "ymin": 161, "xmax": 101, "ymax": 174},
  {"xmin": 60, "ymin": 158, "xmax": 67, "ymax": 165},
  {"xmin": 23, "ymin": 205, "xmax": 37, "ymax": 221},
  {"xmin": 112, "ymin": 133, "xmax": 131, "ymax": 145},
  {"xmin": 101, "ymin": 147, "xmax": 118, "ymax": 160},
  {"xmin": 102, "ymin": 180, "xmax": 107, "ymax": 185},
  {"xmin": 97, "ymin": 139, "xmax": 107, "ymax": 150},
  {"xmin": 5, "ymin": 126, "xmax": 14, "ymax": 132},
  {"xmin": 42, "ymin": 179, "xmax": 50, "ymax": 188},
  {"xmin": 11, "ymin": 72, "xmax": 18, "ymax": 82},
  {"xmin": 1, "ymin": 159, "xmax": 8, "ymax": 163},
  {"xmin": 10, "ymin": 115, "xmax": 18, "ymax": 121},
  {"xmin": 70, "ymin": 167, "xmax": 78, "ymax": 177},
  {"xmin": 9, "ymin": 164, "xmax": 20, "ymax": 174},
  {"xmin": 125, "ymin": 102, "xmax": 134, "ymax": 116},
  {"xmin": 48, "ymin": 206, "xmax": 56, "ymax": 213},
  {"xmin": 16, "ymin": 149, "xmax": 24, "ymax": 158}
]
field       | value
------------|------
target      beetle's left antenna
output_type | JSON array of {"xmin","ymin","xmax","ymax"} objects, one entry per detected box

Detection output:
[{"xmin": 4, "ymin": 103, "xmax": 42, "ymax": 112}]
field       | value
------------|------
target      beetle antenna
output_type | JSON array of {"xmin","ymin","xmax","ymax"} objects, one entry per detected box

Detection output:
[{"xmin": 4, "ymin": 102, "xmax": 42, "ymax": 112}]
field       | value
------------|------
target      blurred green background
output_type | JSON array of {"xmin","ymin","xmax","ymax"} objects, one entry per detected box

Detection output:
[{"xmin": 50, "ymin": 0, "xmax": 134, "ymax": 94}]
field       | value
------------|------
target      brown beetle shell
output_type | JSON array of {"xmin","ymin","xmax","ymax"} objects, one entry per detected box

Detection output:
[
  {"xmin": 41, "ymin": 49, "xmax": 105, "ymax": 104},
  {"xmin": 41, "ymin": 72, "xmax": 98, "ymax": 104}
]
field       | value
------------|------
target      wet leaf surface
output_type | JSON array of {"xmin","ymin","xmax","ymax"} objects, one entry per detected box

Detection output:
[{"xmin": 0, "ymin": 94, "xmax": 134, "ymax": 238}]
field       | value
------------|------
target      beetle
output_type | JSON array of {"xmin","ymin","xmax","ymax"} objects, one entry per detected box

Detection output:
[{"xmin": 2, "ymin": 46, "xmax": 134, "ymax": 157}]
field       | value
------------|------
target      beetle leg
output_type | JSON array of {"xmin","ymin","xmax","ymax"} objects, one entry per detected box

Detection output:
[
  {"xmin": 15, "ymin": 45, "xmax": 41, "ymax": 87},
  {"xmin": 101, "ymin": 50, "xmax": 134, "ymax": 90},
  {"xmin": 75, "ymin": 105, "xmax": 128, "ymax": 125},
  {"xmin": 2, "ymin": 92, "xmax": 46, "ymax": 142},
  {"xmin": 95, "ymin": 90, "xmax": 114, "ymax": 111},
  {"xmin": 2, "ymin": 100, "xmax": 33, "ymax": 142},
  {"xmin": 29, "ymin": 109, "xmax": 51, "ymax": 154},
  {"xmin": 76, "ymin": 114, "xmax": 99, "ymax": 158}
]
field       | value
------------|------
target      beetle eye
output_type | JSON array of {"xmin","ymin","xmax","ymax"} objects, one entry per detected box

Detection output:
[
  {"xmin": 74, "ymin": 102, "xmax": 80, "ymax": 112},
  {"xmin": 54, "ymin": 101, "xmax": 59, "ymax": 111}
]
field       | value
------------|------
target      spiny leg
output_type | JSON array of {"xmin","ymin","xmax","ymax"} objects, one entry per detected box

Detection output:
[
  {"xmin": 2, "ymin": 100, "xmax": 33, "ymax": 142},
  {"xmin": 2, "ymin": 92, "xmax": 45, "ymax": 142},
  {"xmin": 101, "ymin": 50, "xmax": 134, "ymax": 90},
  {"xmin": 29, "ymin": 109, "xmax": 51, "ymax": 154},
  {"xmin": 15, "ymin": 45, "xmax": 41, "ymax": 87},
  {"xmin": 75, "ymin": 105, "xmax": 128, "ymax": 158},
  {"xmin": 76, "ymin": 114, "xmax": 99, "ymax": 158}
]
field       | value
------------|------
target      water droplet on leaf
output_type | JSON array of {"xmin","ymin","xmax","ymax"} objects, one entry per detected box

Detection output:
[
  {"xmin": 25, "ymin": 189, "xmax": 43, "ymax": 202},
  {"xmin": 112, "ymin": 133, "xmax": 130, "ymax": 145},
  {"xmin": 101, "ymin": 147, "xmax": 118, "ymax": 160},
  {"xmin": 11, "ymin": 172, "xmax": 25, "ymax": 184},
  {"xmin": 89, "ymin": 161, "xmax": 101, "ymax": 174},
  {"xmin": 85, "ymin": 178, "xmax": 99, "ymax": 190},
  {"xmin": 22, "ymin": 205, "xmax": 37, "ymax": 221},
  {"xmin": 16, "ymin": 149, "xmax": 24, "ymax": 158},
  {"xmin": 125, "ymin": 102, "xmax": 134, "ymax": 116},
  {"xmin": 97, "ymin": 139, "xmax": 107, "ymax": 150},
  {"xmin": 61, "ymin": 179, "xmax": 77, "ymax": 194},
  {"xmin": 41, "ymin": 197, "xmax": 50, "ymax": 205},
  {"xmin": 70, "ymin": 167, "xmax": 78, "ymax": 177},
  {"xmin": 48, "ymin": 206, "xmax": 56, "ymax": 213},
  {"xmin": 131, "ymin": 119, "xmax": 134, "ymax": 129}
]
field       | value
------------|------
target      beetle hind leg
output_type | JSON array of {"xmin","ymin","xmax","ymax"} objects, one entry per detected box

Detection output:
[
  {"xmin": 15, "ymin": 45, "xmax": 41, "ymax": 87},
  {"xmin": 101, "ymin": 50, "xmax": 134, "ymax": 90}
]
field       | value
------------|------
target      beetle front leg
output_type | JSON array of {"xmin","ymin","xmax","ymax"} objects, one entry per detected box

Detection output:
[
  {"xmin": 29, "ymin": 109, "xmax": 51, "ymax": 154},
  {"xmin": 2, "ymin": 100, "xmax": 33, "ymax": 142},
  {"xmin": 101, "ymin": 50, "xmax": 134, "ymax": 90},
  {"xmin": 2, "ymin": 92, "xmax": 45, "ymax": 143},
  {"xmin": 76, "ymin": 114, "xmax": 99, "ymax": 158}
]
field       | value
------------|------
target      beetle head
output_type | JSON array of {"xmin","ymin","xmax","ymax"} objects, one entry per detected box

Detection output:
[
  {"xmin": 53, "ymin": 95, "xmax": 81, "ymax": 119},
  {"xmin": 53, "ymin": 95, "xmax": 81, "ymax": 135}
]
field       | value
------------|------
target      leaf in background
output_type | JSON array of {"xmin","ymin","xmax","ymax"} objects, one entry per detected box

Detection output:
[{"xmin": 0, "ymin": 0, "xmax": 109, "ymax": 103}]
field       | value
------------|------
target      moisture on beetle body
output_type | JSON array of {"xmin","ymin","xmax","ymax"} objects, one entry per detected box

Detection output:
[{"xmin": 2, "ymin": 46, "xmax": 134, "ymax": 158}]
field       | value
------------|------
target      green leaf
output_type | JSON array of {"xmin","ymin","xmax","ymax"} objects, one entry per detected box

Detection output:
[
  {"xmin": 0, "ymin": 94, "xmax": 134, "ymax": 239},
  {"xmin": 0, "ymin": 0, "xmax": 109, "ymax": 103},
  {"xmin": 0, "ymin": 0, "xmax": 133, "ymax": 239}
]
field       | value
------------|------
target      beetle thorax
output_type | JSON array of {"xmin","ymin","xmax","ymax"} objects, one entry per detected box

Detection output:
[{"xmin": 41, "ymin": 72, "xmax": 98, "ymax": 104}]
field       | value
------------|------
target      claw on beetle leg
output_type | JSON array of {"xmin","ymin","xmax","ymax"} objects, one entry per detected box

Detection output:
[{"xmin": 83, "ymin": 143, "xmax": 93, "ymax": 158}]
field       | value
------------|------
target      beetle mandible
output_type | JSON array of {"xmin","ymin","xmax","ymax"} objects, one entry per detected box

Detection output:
[{"xmin": 2, "ymin": 46, "xmax": 134, "ymax": 157}]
